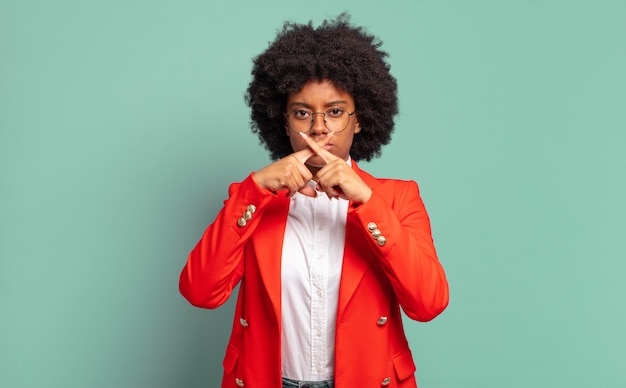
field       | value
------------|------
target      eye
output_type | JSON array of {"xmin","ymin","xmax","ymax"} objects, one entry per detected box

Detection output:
[
  {"xmin": 292, "ymin": 109, "xmax": 311, "ymax": 120},
  {"xmin": 327, "ymin": 108, "xmax": 345, "ymax": 118}
]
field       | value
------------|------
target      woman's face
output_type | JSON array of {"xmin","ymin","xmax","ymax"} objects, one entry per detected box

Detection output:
[{"xmin": 285, "ymin": 79, "xmax": 360, "ymax": 171}]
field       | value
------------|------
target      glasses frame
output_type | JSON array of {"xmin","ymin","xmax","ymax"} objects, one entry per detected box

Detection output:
[{"xmin": 285, "ymin": 108, "xmax": 356, "ymax": 134}]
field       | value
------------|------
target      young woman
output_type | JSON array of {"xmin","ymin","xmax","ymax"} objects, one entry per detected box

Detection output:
[{"xmin": 179, "ymin": 14, "xmax": 449, "ymax": 388}]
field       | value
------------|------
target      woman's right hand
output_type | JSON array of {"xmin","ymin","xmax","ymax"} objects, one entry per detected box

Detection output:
[{"xmin": 252, "ymin": 133, "xmax": 333, "ymax": 197}]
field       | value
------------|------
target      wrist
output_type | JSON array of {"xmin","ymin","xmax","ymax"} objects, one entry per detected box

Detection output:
[{"xmin": 361, "ymin": 187, "xmax": 373, "ymax": 203}]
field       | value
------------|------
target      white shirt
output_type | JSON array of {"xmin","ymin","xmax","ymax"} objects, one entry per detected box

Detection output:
[{"xmin": 281, "ymin": 180, "xmax": 348, "ymax": 381}]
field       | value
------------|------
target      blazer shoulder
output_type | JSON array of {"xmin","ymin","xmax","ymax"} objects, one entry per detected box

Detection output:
[
  {"xmin": 354, "ymin": 166, "xmax": 419, "ymax": 191},
  {"xmin": 352, "ymin": 162, "xmax": 418, "ymax": 184}
]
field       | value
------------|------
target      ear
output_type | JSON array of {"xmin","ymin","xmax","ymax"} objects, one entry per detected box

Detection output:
[
  {"xmin": 354, "ymin": 117, "xmax": 361, "ymax": 134},
  {"xmin": 284, "ymin": 116, "xmax": 290, "ymax": 136}
]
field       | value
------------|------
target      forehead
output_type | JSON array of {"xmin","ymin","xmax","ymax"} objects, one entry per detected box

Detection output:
[{"xmin": 287, "ymin": 79, "xmax": 354, "ymax": 106}]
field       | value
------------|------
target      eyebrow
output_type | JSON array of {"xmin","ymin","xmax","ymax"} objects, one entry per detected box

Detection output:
[{"xmin": 288, "ymin": 100, "xmax": 350, "ymax": 109}]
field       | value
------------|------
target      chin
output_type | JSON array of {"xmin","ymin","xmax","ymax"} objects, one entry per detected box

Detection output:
[{"xmin": 305, "ymin": 156, "xmax": 325, "ymax": 168}]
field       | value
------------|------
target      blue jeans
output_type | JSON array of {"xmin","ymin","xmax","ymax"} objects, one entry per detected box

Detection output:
[{"xmin": 282, "ymin": 377, "xmax": 334, "ymax": 388}]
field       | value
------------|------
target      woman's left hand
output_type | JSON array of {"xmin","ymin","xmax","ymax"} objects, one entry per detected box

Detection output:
[{"xmin": 299, "ymin": 132, "xmax": 373, "ymax": 204}]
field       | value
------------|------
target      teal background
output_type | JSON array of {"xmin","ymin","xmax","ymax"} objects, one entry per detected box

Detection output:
[{"xmin": 1, "ymin": 1, "xmax": 625, "ymax": 387}]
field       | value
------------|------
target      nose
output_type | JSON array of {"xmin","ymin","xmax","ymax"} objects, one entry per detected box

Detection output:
[{"xmin": 309, "ymin": 112, "xmax": 328, "ymax": 135}]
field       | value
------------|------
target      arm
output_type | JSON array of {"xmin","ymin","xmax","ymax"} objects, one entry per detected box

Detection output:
[
  {"xmin": 179, "ymin": 139, "xmax": 329, "ymax": 308},
  {"xmin": 350, "ymin": 180, "xmax": 449, "ymax": 322},
  {"xmin": 298, "ymin": 133, "xmax": 448, "ymax": 320},
  {"xmin": 179, "ymin": 175, "xmax": 275, "ymax": 308}
]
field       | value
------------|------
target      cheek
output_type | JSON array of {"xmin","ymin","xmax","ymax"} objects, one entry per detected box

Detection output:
[{"xmin": 287, "ymin": 135, "xmax": 306, "ymax": 152}]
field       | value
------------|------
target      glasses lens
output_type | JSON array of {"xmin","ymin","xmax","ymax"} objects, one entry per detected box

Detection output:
[
  {"xmin": 288, "ymin": 112, "xmax": 309, "ymax": 133},
  {"xmin": 326, "ymin": 111, "xmax": 350, "ymax": 132}
]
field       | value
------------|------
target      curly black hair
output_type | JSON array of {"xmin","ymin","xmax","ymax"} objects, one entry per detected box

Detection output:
[{"xmin": 245, "ymin": 13, "xmax": 398, "ymax": 162}]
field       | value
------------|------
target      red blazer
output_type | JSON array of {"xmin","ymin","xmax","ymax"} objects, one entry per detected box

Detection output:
[{"xmin": 180, "ymin": 162, "xmax": 449, "ymax": 388}]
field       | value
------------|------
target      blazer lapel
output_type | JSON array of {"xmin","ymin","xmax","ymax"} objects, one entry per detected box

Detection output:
[
  {"xmin": 252, "ymin": 192, "xmax": 290, "ymax": 320},
  {"xmin": 337, "ymin": 162, "xmax": 382, "ymax": 321}
]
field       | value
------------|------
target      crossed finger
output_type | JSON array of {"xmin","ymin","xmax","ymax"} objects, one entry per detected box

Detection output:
[
  {"xmin": 299, "ymin": 132, "xmax": 349, "ymax": 199},
  {"xmin": 285, "ymin": 133, "xmax": 334, "ymax": 197},
  {"xmin": 298, "ymin": 132, "xmax": 339, "ymax": 164},
  {"xmin": 293, "ymin": 132, "xmax": 335, "ymax": 164}
]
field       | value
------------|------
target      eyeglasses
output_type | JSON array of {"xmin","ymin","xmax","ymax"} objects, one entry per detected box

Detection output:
[{"xmin": 285, "ymin": 108, "xmax": 356, "ymax": 134}]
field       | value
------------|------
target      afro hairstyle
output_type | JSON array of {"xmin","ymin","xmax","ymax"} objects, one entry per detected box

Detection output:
[{"xmin": 245, "ymin": 13, "xmax": 398, "ymax": 162}]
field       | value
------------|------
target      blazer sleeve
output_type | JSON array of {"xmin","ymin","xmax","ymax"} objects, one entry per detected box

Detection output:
[
  {"xmin": 349, "ymin": 179, "xmax": 449, "ymax": 322},
  {"xmin": 179, "ymin": 173, "xmax": 276, "ymax": 309}
]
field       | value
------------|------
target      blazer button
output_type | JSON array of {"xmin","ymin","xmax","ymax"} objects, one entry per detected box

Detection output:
[
  {"xmin": 237, "ymin": 217, "xmax": 247, "ymax": 227},
  {"xmin": 381, "ymin": 376, "xmax": 391, "ymax": 386},
  {"xmin": 247, "ymin": 204, "xmax": 256, "ymax": 214},
  {"xmin": 235, "ymin": 377, "xmax": 245, "ymax": 387},
  {"xmin": 376, "ymin": 316, "xmax": 388, "ymax": 326},
  {"xmin": 367, "ymin": 222, "xmax": 377, "ymax": 232},
  {"xmin": 376, "ymin": 236, "xmax": 387, "ymax": 246},
  {"xmin": 239, "ymin": 318, "xmax": 249, "ymax": 327},
  {"xmin": 371, "ymin": 229, "xmax": 382, "ymax": 239}
]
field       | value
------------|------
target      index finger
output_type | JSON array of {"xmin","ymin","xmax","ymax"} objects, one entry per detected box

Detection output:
[
  {"xmin": 293, "ymin": 132, "xmax": 334, "ymax": 164},
  {"xmin": 299, "ymin": 132, "xmax": 337, "ymax": 163}
]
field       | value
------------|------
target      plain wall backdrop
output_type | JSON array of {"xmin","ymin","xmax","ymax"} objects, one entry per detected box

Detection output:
[{"xmin": 1, "ymin": 1, "xmax": 625, "ymax": 387}]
